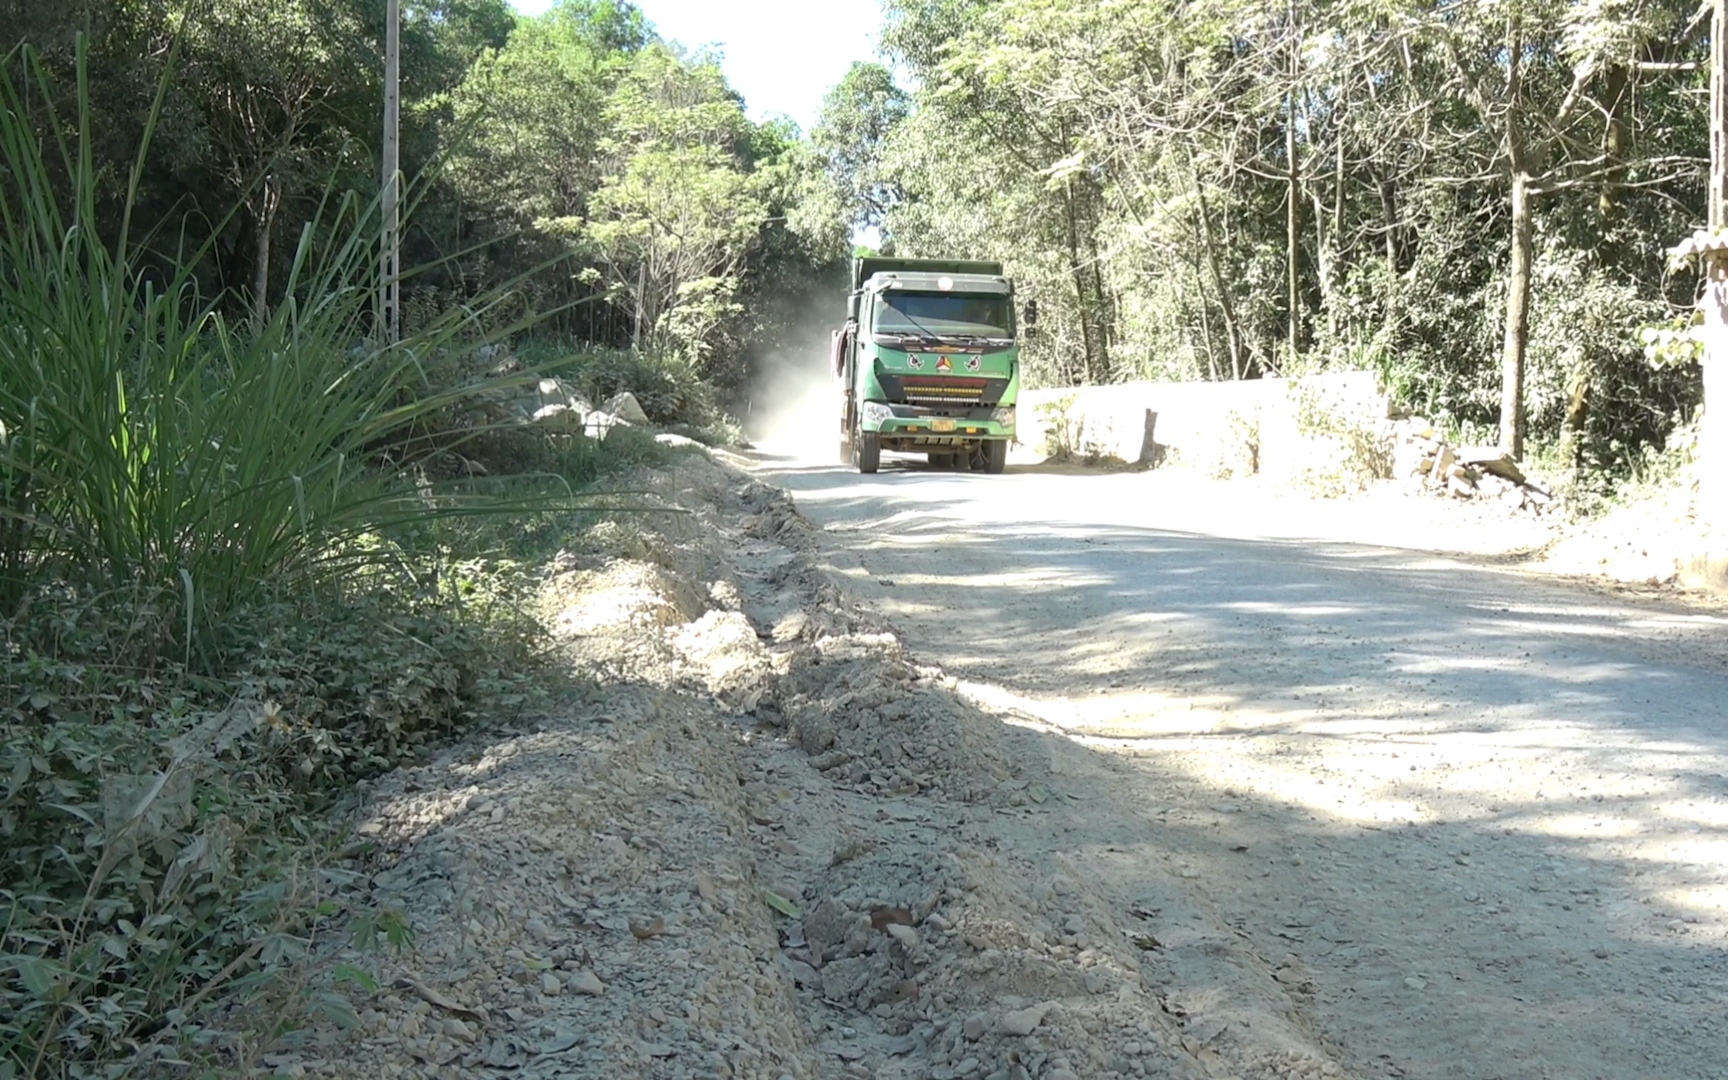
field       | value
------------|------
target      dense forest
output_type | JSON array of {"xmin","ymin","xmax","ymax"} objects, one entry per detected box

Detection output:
[
  {"xmin": 3, "ymin": 2, "xmax": 1725, "ymax": 1073},
  {"xmin": 811, "ymin": 0, "xmax": 1716, "ymax": 474},
  {"xmin": 5, "ymin": 0, "xmax": 1719, "ymax": 473},
  {"xmin": 2, "ymin": 0, "xmax": 852, "ymax": 396}
]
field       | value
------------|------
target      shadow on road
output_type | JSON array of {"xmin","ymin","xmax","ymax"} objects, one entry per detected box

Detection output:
[{"xmin": 748, "ymin": 449, "xmax": 1728, "ymax": 1080}]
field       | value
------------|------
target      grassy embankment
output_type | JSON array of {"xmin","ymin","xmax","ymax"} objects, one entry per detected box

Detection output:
[{"xmin": 0, "ymin": 48, "xmax": 719, "ymax": 1078}]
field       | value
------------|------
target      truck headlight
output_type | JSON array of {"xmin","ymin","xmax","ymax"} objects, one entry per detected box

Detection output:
[
  {"xmin": 990, "ymin": 407, "xmax": 1017, "ymax": 427},
  {"xmin": 862, "ymin": 401, "xmax": 893, "ymax": 425}
]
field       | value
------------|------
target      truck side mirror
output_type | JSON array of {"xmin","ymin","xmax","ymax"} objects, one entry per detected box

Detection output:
[{"xmin": 1024, "ymin": 299, "xmax": 1039, "ymax": 332}]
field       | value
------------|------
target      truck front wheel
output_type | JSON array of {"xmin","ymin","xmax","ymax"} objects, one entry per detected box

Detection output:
[
  {"xmin": 856, "ymin": 431, "xmax": 881, "ymax": 474},
  {"xmin": 981, "ymin": 439, "xmax": 1007, "ymax": 474}
]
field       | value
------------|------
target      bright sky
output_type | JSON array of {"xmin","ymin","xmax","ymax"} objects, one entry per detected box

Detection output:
[{"xmin": 509, "ymin": 0, "xmax": 885, "ymax": 133}]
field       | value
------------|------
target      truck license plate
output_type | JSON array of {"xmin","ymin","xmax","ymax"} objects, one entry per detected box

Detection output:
[{"xmin": 931, "ymin": 418, "xmax": 956, "ymax": 433}]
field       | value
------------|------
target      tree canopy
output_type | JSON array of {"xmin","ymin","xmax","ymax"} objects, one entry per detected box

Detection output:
[
  {"xmin": 6, "ymin": 0, "xmax": 1718, "ymax": 473},
  {"xmin": 833, "ymin": 0, "xmax": 1711, "ymax": 470},
  {"xmin": 3, "ymin": 0, "xmax": 848, "ymax": 392}
]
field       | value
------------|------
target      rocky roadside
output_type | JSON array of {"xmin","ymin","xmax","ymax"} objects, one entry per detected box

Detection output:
[{"xmin": 284, "ymin": 449, "xmax": 1356, "ymax": 1080}]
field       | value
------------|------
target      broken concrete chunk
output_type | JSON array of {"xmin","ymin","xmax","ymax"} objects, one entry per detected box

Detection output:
[
  {"xmin": 999, "ymin": 1001, "xmax": 1054, "ymax": 1036},
  {"xmin": 602, "ymin": 391, "xmax": 651, "ymax": 425},
  {"xmin": 1455, "ymin": 446, "xmax": 1528, "ymax": 484}
]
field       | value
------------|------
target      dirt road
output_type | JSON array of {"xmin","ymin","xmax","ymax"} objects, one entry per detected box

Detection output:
[{"xmin": 754, "ymin": 450, "xmax": 1728, "ymax": 1080}]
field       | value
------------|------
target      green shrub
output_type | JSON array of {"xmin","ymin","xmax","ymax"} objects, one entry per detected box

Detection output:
[
  {"xmin": 1035, "ymin": 394, "xmax": 1083, "ymax": 460},
  {"xmin": 1292, "ymin": 382, "xmax": 1392, "ymax": 498},
  {"xmin": 513, "ymin": 339, "xmax": 737, "ymax": 435},
  {"xmin": 1209, "ymin": 409, "xmax": 1260, "ymax": 480},
  {"xmin": 0, "ymin": 44, "xmax": 579, "ymax": 662},
  {"xmin": 0, "ymin": 568, "xmax": 552, "ymax": 1076},
  {"xmin": 0, "ymin": 43, "xmax": 599, "ymax": 1077}
]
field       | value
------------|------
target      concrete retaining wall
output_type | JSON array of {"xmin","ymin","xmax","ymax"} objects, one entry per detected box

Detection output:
[{"xmin": 1016, "ymin": 371, "xmax": 1388, "ymax": 480}]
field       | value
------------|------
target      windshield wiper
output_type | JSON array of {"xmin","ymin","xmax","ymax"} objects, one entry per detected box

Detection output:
[{"xmin": 873, "ymin": 331, "xmax": 935, "ymax": 345}]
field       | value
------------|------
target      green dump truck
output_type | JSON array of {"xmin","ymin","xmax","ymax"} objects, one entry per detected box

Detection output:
[{"xmin": 830, "ymin": 257, "xmax": 1032, "ymax": 475}]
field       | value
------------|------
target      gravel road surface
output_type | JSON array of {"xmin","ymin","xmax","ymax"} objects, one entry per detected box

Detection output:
[{"xmin": 755, "ymin": 449, "xmax": 1728, "ymax": 1080}]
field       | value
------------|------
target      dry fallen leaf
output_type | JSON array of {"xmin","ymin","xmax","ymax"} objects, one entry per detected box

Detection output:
[{"xmin": 764, "ymin": 890, "xmax": 803, "ymax": 919}]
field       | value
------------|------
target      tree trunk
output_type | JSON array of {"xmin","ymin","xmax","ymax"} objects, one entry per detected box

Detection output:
[
  {"xmin": 1559, "ymin": 371, "xmax": 1590, "ymax": 469},
  {"xmin": 1713, "ymin": 0, "xmax": 1727, "ymax": 235},
  {"xmin": 1194, "ymin": 259, "xmax": 1222, "ymax": 382},
  {"xmin": 1308, "ymin": 132, "xmax": 1345, "ymax": 344},
  {"xmin": 1378, "ymin": 176, "xmax": 1401, "ymax": 338},
  {"xmin": 1702, "ymin": 268, "xmax": 1728, "ymax": 533},
  {"xmin": 1702, "ymin": 0, "xmax": 1728, "ymax": 531},
  {"xmin": 1084, "ymin": 190, "xmax": 1113, "ymax": 380},
  {"xmin": 1285, "ymin": 0, "xmax": 1304, "ymax": 367},
  {"xmin": 251, "ymin": 175, "xmax": 281, "ymax": 332},
  {"xmin": 1499, "ymin": 15, "xmax": 1531, "ymax": 459},
  {"xmin": 1326, "ymin": 134, "xmax": 1344, "ymax": 341},
  {"xmin": 1062, "ymin": 180, "xmax": 1100, "ymax": 383},
  {"xmin": 1501, "ymin": 166, "xmax": 1533, "ymax": 459},
  {"xmin": 1598, "ymin": 63, "xmax": 1630, "ymax": 234},
  {"xmin": 1286, "ymin": 94, "xmax": 1302, "ymax": 366},
  {"xmin": 1193, "ymin": 175, "xmax": 1246, "ymax": 380}
]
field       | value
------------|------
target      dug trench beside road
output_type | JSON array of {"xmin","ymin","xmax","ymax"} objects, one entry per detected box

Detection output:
[
  {"xmin": 302, "ymin": 444, "xmax": 1728, "ymax": 1080},
  {"xmin": 752, "ymin": 448, "xmax": 1728, "ymax": 1080},
  {"xmin": 304, "ymin": 449, "xmax": 1354, "ymax": 1080}
]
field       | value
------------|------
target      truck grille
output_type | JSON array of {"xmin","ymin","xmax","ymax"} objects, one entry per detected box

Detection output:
[{"xmin": 900, "ymin": 377, "xmax": 990, "ymax": 407}]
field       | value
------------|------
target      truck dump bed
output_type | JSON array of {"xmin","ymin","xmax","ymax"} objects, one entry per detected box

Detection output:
[{"xmin": 852, "ymin": 257, "xmax": 1005, "ymax": 291}]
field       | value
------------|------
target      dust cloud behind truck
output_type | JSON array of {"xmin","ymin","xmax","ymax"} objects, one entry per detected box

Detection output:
[{"xmin": 830, "ymin": 257, "xmax": 1035, "ymax": 474}]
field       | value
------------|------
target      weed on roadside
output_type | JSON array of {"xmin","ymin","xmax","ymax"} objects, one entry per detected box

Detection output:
[{"xmin": 0, "ymin": 42, "xmax": 637, "ymax": 1078}]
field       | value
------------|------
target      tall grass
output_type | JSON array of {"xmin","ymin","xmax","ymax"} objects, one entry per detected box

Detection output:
[
  {"xmin": 0, "ymin": 43, "xmax": 562, "ymax": 661},
  {"xmin": 0, "ymin": 41, "xmax": 611, "ymax": 1077}
]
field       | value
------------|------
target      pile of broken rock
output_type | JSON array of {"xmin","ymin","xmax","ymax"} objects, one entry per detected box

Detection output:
[
  {"xmin": 1391, "ymin": 419, "xmax": 1556, "ymax": 513},
  {"xmin": 472, "ymin": 345, "xmax": 655, "ymax": 442},
  {"xmin": 524, "ymin": 379, "xmax": 651, "ymax": 441}
]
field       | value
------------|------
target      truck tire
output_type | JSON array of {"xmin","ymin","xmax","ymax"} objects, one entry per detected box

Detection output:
[
  {"xmin": 981, "ymin": 439, "xmax": 1007, "ymax": 474},
  {"xmin": 856, "ymin": 431, "xmax": 881, "ymax": 474}
]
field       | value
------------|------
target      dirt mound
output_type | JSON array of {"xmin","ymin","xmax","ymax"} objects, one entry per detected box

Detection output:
[{"xmin": 292, "ymin": 450, "xmax": 1352, "ymax": 1080}]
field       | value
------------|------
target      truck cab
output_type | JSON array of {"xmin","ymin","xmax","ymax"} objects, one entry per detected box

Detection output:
[{"xmin": 834, "ymin": 257, "xmax": 1027, "ymax": 474}]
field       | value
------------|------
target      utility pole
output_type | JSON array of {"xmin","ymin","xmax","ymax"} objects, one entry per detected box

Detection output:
[
  {"xmin": 1712, "ymin": 0, "xmax": 1726, "ymax": 236},
  {"xmin": 1285, "ymin": 0, "xmax": 1302, "ymax": 371},
  {"xmin": 1693, "ymin": 0, "xmax": 1728, "ymax": 550},
  {"xmin": 380, "ymin": 0, "xmax": 401, "ymax": 344}
]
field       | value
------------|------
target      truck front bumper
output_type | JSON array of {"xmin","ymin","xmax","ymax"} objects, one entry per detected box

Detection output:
[{"xmin": 859, "ymin": 401, "xmax": 1015, "ymax": 440}]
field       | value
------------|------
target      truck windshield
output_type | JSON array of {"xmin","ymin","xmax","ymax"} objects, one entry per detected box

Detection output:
[{"xmin": 873, "ymin": 292, "xmax": 1013, "ymax": 339}]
